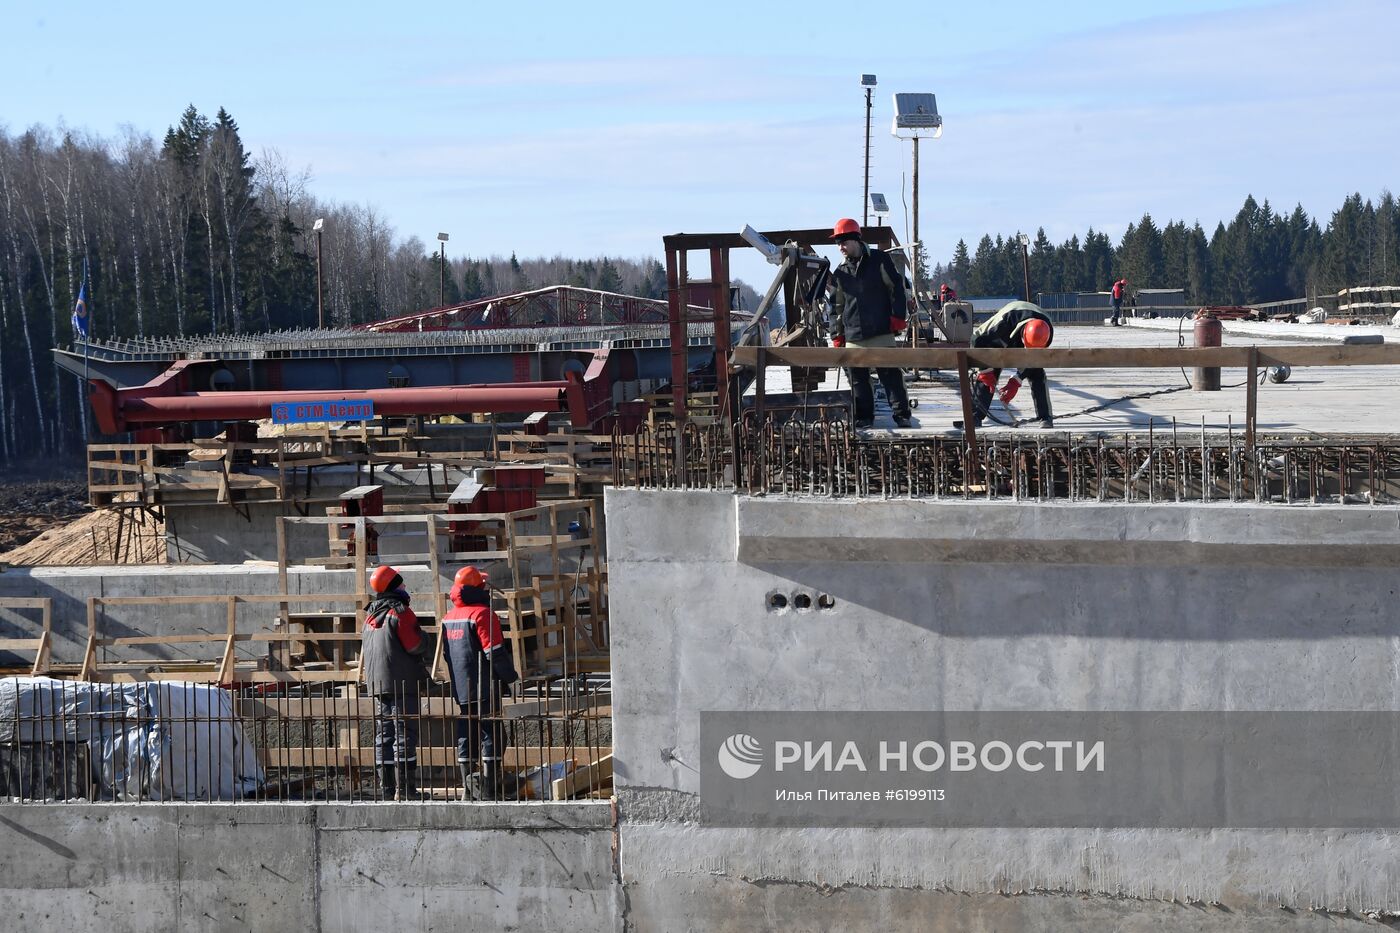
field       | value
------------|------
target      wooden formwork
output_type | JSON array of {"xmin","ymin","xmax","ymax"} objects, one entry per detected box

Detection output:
[{"xmin": 0, "ymin": 598, "xmax": 53, "ymax": 676}]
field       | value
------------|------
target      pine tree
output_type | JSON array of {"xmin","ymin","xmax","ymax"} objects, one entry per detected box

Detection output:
[
  {"xmin": 596, "ymin": 258, "xmax": 623, "ymax": 293},
  {"xmin": 950, "ymin": 240, "xmax": 971, "ymax": 292}
]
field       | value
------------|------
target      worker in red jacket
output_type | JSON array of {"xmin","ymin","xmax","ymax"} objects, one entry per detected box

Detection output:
[
  {"xmin": 441, "ymin": 566, "xmax": 521, "ymax": 800},
  {"xmin": 1110, "ymin": 278, "xmax": 1127, "ymax": 326},
  {"xmin": 361, "ymin": 565, "xmax": 428, "ymax": 800}
]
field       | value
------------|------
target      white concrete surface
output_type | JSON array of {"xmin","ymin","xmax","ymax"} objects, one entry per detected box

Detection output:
[{"xmin": 607, "ymin": 488, "xmax": 1400, "ymax": 927}]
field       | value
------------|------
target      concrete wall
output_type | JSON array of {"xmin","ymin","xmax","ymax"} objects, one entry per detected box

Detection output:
[
  {"xmin": 0, "ymin": 802, "xmax": 618, "ymax": 933},
  {"xmin": 606, "ymin": 489, "xmax": 1400, "ymax": 930}
]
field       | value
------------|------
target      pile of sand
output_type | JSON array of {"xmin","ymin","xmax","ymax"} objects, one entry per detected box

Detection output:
[{"xmin": 0, "ymin": 507, "xmax": 166, "ymax": 565}]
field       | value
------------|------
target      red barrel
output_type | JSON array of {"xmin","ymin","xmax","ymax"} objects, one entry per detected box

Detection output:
[{"xmin": 1193, "ymin": 314, "xmax": 1222, "ymax": 391}]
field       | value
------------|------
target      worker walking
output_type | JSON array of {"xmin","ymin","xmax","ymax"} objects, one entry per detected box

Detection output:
[
  {"xmin": 827, "ymin": 217, "xmax": 912, "ymax": 429},
  {"xmin": 967, "ymin": 300, "xmax": 1056, "ymax": 429},
  {"xmin": 441, "ymin": 566, "xmax": 521, "ymax": 800},
  {"xmin": 361, "ymin": 565, "xmax": 428, "ymax": 800},
  {"xmin": 1110, "ymin": 278, "xmax": 1127, "ymax": 326}
]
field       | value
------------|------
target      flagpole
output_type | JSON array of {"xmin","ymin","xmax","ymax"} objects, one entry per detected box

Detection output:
[{"xmin": 80, "ymin": 258, "xmax": 89, "ymax": 444}]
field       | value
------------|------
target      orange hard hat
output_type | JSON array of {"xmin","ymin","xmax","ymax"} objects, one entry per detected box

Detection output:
[
  {"xmin": 369, "ymin": 565, "xmax": 402, "ymax": 594},
  {"xmin": 453, "ymin": 566, "xmax": 488, "ymax": 588},
  {"xmin": 1021, "ymin": 319, "xmax": 1052, "ymax": 349},
  {"xmin": 831, "ymin": 218, "xmax": 862, "ymax": 240}
]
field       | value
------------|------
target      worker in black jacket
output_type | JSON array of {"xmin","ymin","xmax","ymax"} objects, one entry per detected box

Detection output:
[
  {"xmin": 361, "ymin": 565, "xmax": 428, "ymax": 800},
  {"xmin": 968, "ymin": 300, "xmax": 1055, "ymax": 428},
  {"xmin": 827, "ymin": 218, "xmax": 912, "ymax": 429}
]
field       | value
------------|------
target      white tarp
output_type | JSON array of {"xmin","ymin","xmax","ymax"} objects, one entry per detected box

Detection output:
[{"xmin": 0, "ymin": 677, "xmax": 262, "ymax": 800}]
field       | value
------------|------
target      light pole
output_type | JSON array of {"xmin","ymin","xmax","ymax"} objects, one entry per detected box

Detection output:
[
  {"xmin": 313, "ymin": 218, "xmax": 325, "ymax": 328},
  {"xmin": 861, "ymin": 74, "xmax": 877, "ymax": 226},
  {"xmin": 1018, "ymin": 232, "xmax": 1031, "ymax": 302},
  {"xmin": 892, "ymin": 93, "xmax": 942, "ymax": 295},
  {"xmin": 437, "ymin": 232, "xmax": 450, "ymax": 307}
]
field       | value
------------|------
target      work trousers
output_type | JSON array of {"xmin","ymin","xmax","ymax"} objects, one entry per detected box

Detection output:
[
  {"xmin": 455, "ymin": 681, "xmax": 504, "ymax": 766},
  {"xmin": 374, "ymin": 689, "xmax": 420, "ymax": 765},
  {"xmin": 847, "ymin": 332, "xmax": 910, "ymax": 422}
]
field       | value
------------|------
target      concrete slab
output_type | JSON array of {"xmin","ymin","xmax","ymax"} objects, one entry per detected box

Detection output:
[{"xmin": 751, "ymin": 324, "xmax": 1400, "ymax": 435}]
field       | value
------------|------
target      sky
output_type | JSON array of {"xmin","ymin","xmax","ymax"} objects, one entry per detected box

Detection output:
[{"xmin": 3, "ymin": 0, "xmax": 1397, "ymax": 294}]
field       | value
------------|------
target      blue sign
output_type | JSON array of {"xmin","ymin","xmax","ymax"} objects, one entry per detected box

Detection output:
[{"xmin": 270, "ymin": 399, "xmax": 375, "ymax": 424}]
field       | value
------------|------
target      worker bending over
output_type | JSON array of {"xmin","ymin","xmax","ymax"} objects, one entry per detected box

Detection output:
[
  {"xmin": 968, "ymin": 300, "xmax": 1055, "ymax": 429},
  {"xmin": 441, "ymin": 566, "xmax": 521, "ymax": 800}
]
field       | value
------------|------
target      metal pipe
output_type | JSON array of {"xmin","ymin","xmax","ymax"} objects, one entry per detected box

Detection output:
[{"xmin": 102, "ymin": 383, "xmax": 570, "ymax": 431}]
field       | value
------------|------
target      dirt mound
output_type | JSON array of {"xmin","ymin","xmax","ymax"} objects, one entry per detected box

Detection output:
[
  {"xmin": 0, "ymin": 506, "xmax": 166, "ymax": 566},
  {"xmin": 0, "ymin": 476, "xmax": 164, "ymax": 565},
  {"xmin": 0, "ymin": 479, "xmax": 89, "ymax": 555}
]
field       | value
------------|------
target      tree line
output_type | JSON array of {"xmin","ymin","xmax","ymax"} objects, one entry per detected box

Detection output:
[
  {"xmin": 929, "ymin": 192, "xmax": 1400, "ymax": 305},
  {"xmin": 0, "ymin": 108, "xmax": 674, "ymax": 463}
]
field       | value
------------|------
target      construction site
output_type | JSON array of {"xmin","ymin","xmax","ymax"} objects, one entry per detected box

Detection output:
[{"xmin": 3, "ymin": 218, "xmax": 1400, "ymax": 932}]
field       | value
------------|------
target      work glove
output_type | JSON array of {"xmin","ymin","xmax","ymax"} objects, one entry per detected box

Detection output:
[
  {"xmin": 976, "ymin": 370, "xmax": 998, "ymax": 393},
  {"xmin": 999, "ymin": 377, "xmax": 1022, "ymax": 405},
  {"xmin": 488, "ymin": 648, "xmax": 520, "ymax": 687},
  {"xmin": 831, "ymin": 335, "xmax": 846, "ymax": 348},
  {"xmin": 889, "ymin": 316, "xmax": 907, "ymax": 333}
]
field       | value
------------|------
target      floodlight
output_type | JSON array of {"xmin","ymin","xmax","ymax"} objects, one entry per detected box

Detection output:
[
  {"xmin": 437, "ymin": 232, "xmax": 450, "ymax": 242},
  {"xmin": 869, "ymin": 193, "xmax": 890, "ymax": 215},
  {"xmin": 860, "ymin": 74, "xmax": 877, "ymax": 87},
  {"xmin": 312, "ymin": 218, "xmax": 325, "ymax": 232},
  {"xmin": 1018, "ymin": 233, "xmax": 1030, "ymax": 247}
]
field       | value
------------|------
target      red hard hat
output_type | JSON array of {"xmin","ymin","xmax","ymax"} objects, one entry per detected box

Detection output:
[
  {"xmin": 831, "ymin": 218, "xmax": 861, "ymax": 240},
  {"xmin": 369, "ymin": 565, "xmax": 402, "ymax": 594},
  {"xmin": 1021, "ymin": 319, "xmax": 1052, "ymax": 349},
  {"xmin": 453, "ymin": 566, "xmax": 488, "ymax": 588}
]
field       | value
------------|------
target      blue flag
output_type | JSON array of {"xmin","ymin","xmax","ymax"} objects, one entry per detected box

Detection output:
[{"xmin": 71, "ymin": 280, "xmax": 89, "ymax": 340}]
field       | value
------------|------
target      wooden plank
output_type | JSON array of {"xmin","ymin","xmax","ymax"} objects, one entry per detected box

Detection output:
[
  {"xmin": 0, "ymin": 597, "xmax": 54, "ymax": 610},
  {"xmin": 552, "ymin": 753, "xmax": 613, "ymax": 801}
]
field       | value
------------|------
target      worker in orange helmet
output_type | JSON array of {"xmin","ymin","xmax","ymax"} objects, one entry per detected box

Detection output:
[
  {"xmin": 441, "ymin": 565, "xmax": 522, "ymax": 800},
  {"xmin": 964, "ymin": 300, "xmax": 1056, "ymax": 429},
  {"xmin": 361, "ymin": 565, "xmax": 428, "ymax": 799},
  {"xmin": 826, "ymin": 217, "xmax": 913, "ymax": 429}
]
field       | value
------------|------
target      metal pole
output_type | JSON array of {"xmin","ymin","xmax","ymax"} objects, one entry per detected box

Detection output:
[
  {"xmin": 912, "ymin": 136, "xmax": 920, "ymax": 294},
  {"xmin": 439, "ymin": 240, "xmax": 446, "ymax": 308},
  {"xmin": 315, "ymin": 229, "xmax": 324, "ymax": 329},
  {"xmin": 863, "ymin": 87, "xmax": 873, "ymax": 227},
  {"xmin": 1021, "ymin": 241, "xmax": 1031, "ymax": 302}
]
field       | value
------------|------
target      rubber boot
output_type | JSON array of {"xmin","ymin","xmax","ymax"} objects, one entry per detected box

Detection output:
[
  {"xmin": 483, "ymin": 761, "xmax": 523, "ymax": 801},
  {"xmin": 971, "ymin": 379, "xmax": 993, "ymax": 428},
  {"xmin": 396, "ymin": 763, "xmax": 418, "ymax": 801},
  {"xmin": 459, "ymin": 763, "xmax": 483, "ymax": 801},
  {"xmin": 1030, "ymin": 376, "xmax": 1054, "ymax": 429},
  {"xmin": 377, "ymin": 765, "xmax": 396, "ymax": 801}
]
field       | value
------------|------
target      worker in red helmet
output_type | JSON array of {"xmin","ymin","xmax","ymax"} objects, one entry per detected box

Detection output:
[
  {"xmin": 1110, "ymin": 278, "xmax": 1128, "ymax": 326},
  {"xmin": 441, "ymin": 566, "xmax": 522, "ymax": 800},
  {"xmin": 938, "ymin": 283, "xmax": 958, "ymax": 308},
  {"xmin": 826, "ymin": 217, "xmax": 913, "ymax": 429},
  {"xmin": 361, "ymin": 565, "xmax": 428, "ymax": 800},
  {"xmin": 964, "ymin": 300, "xmax": 1056, "ymax": 429}
]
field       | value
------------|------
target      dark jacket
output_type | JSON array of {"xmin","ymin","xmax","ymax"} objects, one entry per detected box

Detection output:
[
  {"xmin": 441, "ymin": 584, "xmax": 517, "ymax": 705},
  {"xmin": 971, "ymin": 301, "xmax": 1053, "ymax": 350},
  {"xmin": 360, "ymin": 591, "xmax": 427, "ymax": 696},
  {"xmin": 829, "ymin": 245, "xmax": 907, "ymax": 342}
]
